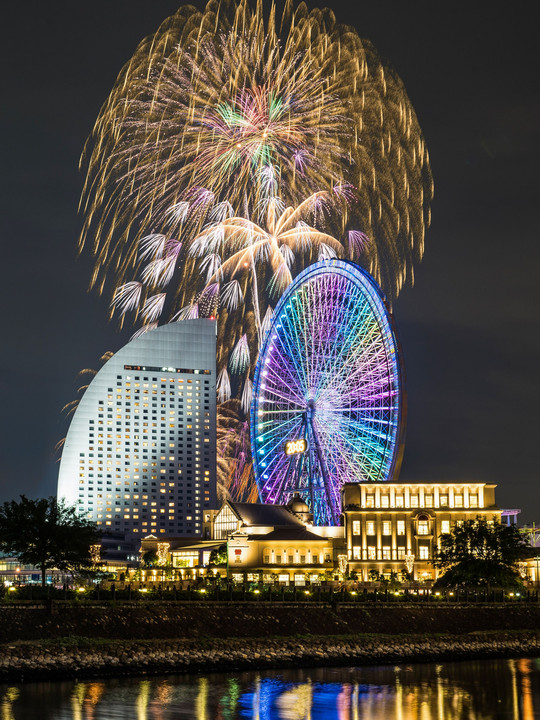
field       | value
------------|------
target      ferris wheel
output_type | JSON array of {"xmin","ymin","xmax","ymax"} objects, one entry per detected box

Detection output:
[{"xmin": 250, "ymin": 259, "xmax": 404, "ymax": 525}]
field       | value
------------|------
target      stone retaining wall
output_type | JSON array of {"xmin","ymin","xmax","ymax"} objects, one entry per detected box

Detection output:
[
  {"xmin": 1, "ymin": 632, "xmax": 539, "ymax": 682},
  {"xmin": 1, "ymin": 602, "xmax": 540, "ymax": 642}
]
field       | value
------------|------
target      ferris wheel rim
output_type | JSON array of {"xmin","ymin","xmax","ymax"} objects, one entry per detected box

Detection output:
[{"xmin": 250, "ymin": 259, "xmax": 405, "ymax": 522}]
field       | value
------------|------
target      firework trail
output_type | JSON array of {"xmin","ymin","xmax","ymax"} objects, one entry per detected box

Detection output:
[
  {"xmin": 80, "ymin": 0, "xmax": 432, "ymax": 301},
  {"xmin": 217, "ymin": 399, "xmax": 258, "ymax": 502},
  {"xmin": 56, "ymin": 352, "xmax": 114, "ymax": 461},
  {"xmin": 111, "ymin": 190, "xmax": 348, "ymax": 385}
]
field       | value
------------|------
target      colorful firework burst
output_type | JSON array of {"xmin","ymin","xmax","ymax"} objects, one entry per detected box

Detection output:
[{"xmin": 80, "ymin": 0, "xmax": 432, "ymax": 301}]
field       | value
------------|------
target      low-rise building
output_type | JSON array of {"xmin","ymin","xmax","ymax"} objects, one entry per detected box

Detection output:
[
  {"xmin": 220, "ymin": 497, "xmax": 345, "ymax": 585},
  {"xmin": 342, "ymin": 481, "xmax": 501, "ymax": 582}
]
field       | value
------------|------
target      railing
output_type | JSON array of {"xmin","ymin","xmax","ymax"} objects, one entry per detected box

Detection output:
[{"xmin": 0, "ymin": 584, "xmax": 537, "ymax": 605}]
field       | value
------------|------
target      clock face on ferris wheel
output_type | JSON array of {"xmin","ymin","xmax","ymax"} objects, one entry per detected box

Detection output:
[{"xmin": 250, "ymin": 259, "xmax": 404, "ymax": 526}]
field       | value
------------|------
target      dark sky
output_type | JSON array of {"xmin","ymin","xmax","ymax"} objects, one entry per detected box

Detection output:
[{"xmin": 1, "ymin": 2, "xmax": 538, "ymax": 520}]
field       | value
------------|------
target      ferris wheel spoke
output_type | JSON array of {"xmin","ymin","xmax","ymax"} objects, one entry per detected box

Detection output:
[
  {"xmin": 262, "ymin": 358, "xmax": 307, "ymax": 406},
  {"xmin": 274, "ymin": 319, "xmax": 309, "ymax": 400},
  {"xmin": 285, "ymin": 296, "xmax": 311, "ymax": 395}
]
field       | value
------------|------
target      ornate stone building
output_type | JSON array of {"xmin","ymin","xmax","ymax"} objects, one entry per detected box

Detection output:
[{"xmin": 342, "ymin": 482, "xmax": 501, "ymax": 582}]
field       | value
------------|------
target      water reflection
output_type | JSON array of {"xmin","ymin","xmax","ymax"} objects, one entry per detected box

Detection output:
[{"xmin": 1, "ymin": 657, "xmax": 540, "ymax": 719}]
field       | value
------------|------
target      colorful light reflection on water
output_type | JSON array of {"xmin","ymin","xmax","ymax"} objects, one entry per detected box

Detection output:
[{"xmin": 1, "ymin": 657, "xmax": 540, "ymax": 719}]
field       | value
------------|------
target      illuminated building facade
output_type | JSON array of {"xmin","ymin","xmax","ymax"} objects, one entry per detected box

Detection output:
[
  {"xmin": 342, "ymin": 482, "xmax": 501, "ymax": 582},
  {"xmin": 57, "ymin": 321, "xmax": 217, "ymax": 537},
  {"xmin": 213, "ymin": 497, "xmax": 345, "ymax": 586}
]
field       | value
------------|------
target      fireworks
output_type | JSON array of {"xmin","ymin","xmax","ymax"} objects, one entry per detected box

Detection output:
[
  {"xmin": 80, "ymin": 0, "xmax": 432, "ymax": 301},
  {"xmin": 111, "ymin": 190, "xmax": 349, "ymax": 383},
  {"xmin": 78, "ymin": 0, "xmax": 434, "ymax": 502},
  {"xmin": 216, "ymin": 399, "xmax": 258, "ymax": 502}
]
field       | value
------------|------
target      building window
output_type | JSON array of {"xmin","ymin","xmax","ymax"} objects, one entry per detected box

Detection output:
[
  {"xmin": 367, "ymin": 546, "xmax": 376, "ymax": 560},
  {"xmin": 352, "ymin": 546, "xmax": 361, "ymax": 560},
  {"xmin": 263, "ymin": 555, "xmax": 270, "ymax": 564},
  {"xmin": 395, "ymin": 495, "xmax": 404, "ymax": 508},
  {"xmin": 440, "ymin": 495, "xmax": 448, "ymax": 507},
  {"xmin": 352, "ymin": 520, "xmax": 361, "ymax": 535},
  {"xmin": 441, "ymin": 520, "xmax": 450, "ymax": 534},
  {"xmin": 425, "ymin": 494, "xmax": 433, "ymax": 508},
  {"xmin": 382, "ymin": 521, "xmax": 391, "ymax": 536},
  {"xmin": 213, "ymin": 505, "xmax": 238, "ymax": 539},
  {"xmin": 410, "ymin": 495, "xmax": 419, "ymax": 508},
  {"xmin": 418, "ymin": 546, "xmax": 429, "ymax": 560},
  {"xmin": 417, "ymin": 515, "xmax": 429, "ymax": 535},
  {"xmin": 312, "ymin": 554, "xmax": 319, "ymax": 564},
  {"xmin": 454, "ymin": 495, "xmax": 463, "ymax": 508},
  {"xmin": 397, "ymin": 547, "xmax": 406, "ymax": 559},
  {"xmin": 366, "ymin": 494, "xmax": 375, "ymax": 508},
  {"xmin": 366, "ymin": 521, "xmax": 375, "ymax": 536},
  {"xmin": 381, "ymin": 495, "xmax": 389, "ymax": 508},
  {"xmin": 470, "ymin": 494, "xmax": 478, "ymax": 508},
  {"xmin": 397, "ymin": 520, "xmax": 405, "ymax": 536},
  {"xmin": 382, "ymin": 547, "xmax": 391, "ymax": 560}
]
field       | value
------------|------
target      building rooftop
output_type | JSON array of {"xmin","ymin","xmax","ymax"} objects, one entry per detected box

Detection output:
[{"xmin": 228, "ymin": 502, "xmax": 304, "ymax": 527}]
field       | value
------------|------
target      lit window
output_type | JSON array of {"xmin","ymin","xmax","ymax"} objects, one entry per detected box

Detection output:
[
  {"xmin": 397, "ymin": 520, "xmax": 405, "ymax": 536},
  {"xmin": 418, "ymin": 546, "xmax": 429, "ymax": 560},
  {"xmin": 366, "ymin": 521, "xmax": 375, "ymax": 536},
  {"xmin": 352, "ymin": 520, "xmax": 361, "ymax": 535},
  {"xmin": 440, "ymin": 520, "xmax": 450, "ymax": 534},
  {"xmin": 367, "ymin": 546, "xmax": 376, "ymax": 560},
  {"xmin": 382, "ymin": 521, "xmax": 391, "ymax": 536}
]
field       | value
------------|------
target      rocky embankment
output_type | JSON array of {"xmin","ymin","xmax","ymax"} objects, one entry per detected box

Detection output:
[
  {"xmin": 2, "ymin": 632, "xmax": 539, "ymax": 682},
  {"xmin": 1, "ymin": 602, "xmax": 539, "ymax": 680}
]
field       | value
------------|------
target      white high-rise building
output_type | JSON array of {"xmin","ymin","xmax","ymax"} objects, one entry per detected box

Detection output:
[{"xmin": 57, "ymin": 321, "xmax": 217, "ymax": 537}]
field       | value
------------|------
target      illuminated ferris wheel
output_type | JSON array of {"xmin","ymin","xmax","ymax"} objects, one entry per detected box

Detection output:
[{"xmin": 250, "ymin": 259, "xmax": 404, "ymax": 525}]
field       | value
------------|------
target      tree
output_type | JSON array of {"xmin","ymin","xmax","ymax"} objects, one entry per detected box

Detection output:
[
  {"xmin": 0, "ymin": 496, "xmax": 101, "ymax": 588},
  {"xmin": 142, "ymin": 549, "xmax": 158, "ymax": 567},
  {"xmin": 433, "ymin": 517, "xmax": 531, "ymax": 588},
  {"xmin": 209, "ymin": 544, "xmax": 227, "ymax": 565}
]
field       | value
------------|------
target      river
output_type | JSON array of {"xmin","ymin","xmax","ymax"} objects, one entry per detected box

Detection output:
[{"xmin": 1, "ymin": 656, "xmax": 539, "ymax": 719}]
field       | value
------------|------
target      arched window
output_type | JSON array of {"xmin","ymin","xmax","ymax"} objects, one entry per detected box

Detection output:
[{"xmin": 417, "ymin": 514, "xmax": 429, "ymax": 535}]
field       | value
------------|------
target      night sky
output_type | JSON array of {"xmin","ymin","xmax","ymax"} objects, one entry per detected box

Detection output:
[{"xmin": 1, "ymin": 2, "xmax": 538, "ymax": 521}]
